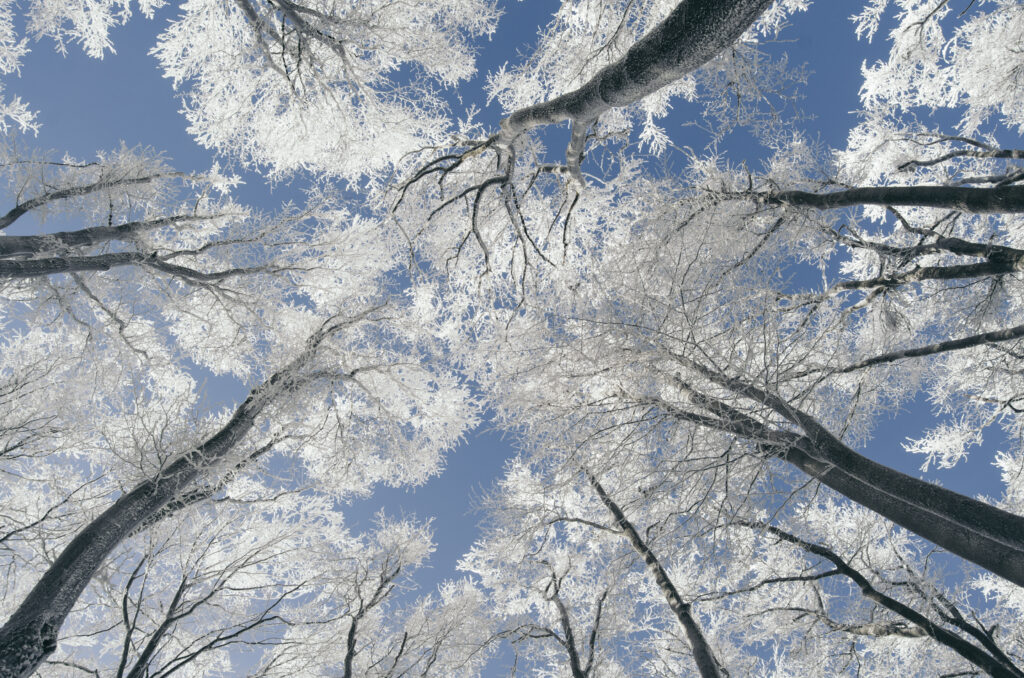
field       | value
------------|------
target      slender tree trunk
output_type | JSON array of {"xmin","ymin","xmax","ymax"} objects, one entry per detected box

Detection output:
[
  {"xmin": 832, "ymin": 323, "xmax": 1024, "ymax": 373},
  {"xmin": 548, "ymin": 586, "xmax": 589, "ymax": 678},
  {"xmin": 498, "ymin": 0, "xmax": 774, "ymax": 141},
  {"xmin": 585, "ymin": 472, "xmax": 727, "ymax": 678},
  {"xmin": 769, "ymin": 184, "xmax": 1024, "ymax": 213}
]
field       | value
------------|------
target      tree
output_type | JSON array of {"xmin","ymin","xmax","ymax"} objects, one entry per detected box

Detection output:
[
  {"xmin": 0, "ymin": 131, "xmax": 476, "ymax": 674},
  {"xmin": 39, "ymin": 497, "xmax": 492, "ymax": 678},
  {"xmin": 443, "ymin": 0, "xmax": 1024, "ymax": 593},
  {"xmin": 468, "ymin": 439, "xmax": 1024, "ymax": 676},
  {"xmin": 152, "ymin": 0, "xmax": 499, "ymax": 180},
  {"xmin": 0, "ymin": 299, "xmax": 474, "ymax": 673},
  {"xmin": 4, "ymin": 0, "xmax": 1024, "ymax": 675}
]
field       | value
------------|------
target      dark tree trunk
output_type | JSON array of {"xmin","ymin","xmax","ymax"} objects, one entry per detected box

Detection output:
[
  {"xmin": 0, "ymin": 252, "xmax": 251, "ymax": 282},
  {"xmin": 769, "ymin": 184, "xmax": 1024, "ymax": 213},
  {"xmin": 0, "ymin": 317, "xmax": 343, "ymax": 677},
  {"xmin": 669, "ymin": 366, "xmax": 1024, "ymax": 588},
  {"xmin": 0, "ymin": 216, "xmax": 204, "ymax": 258},
  {"xmin": 586, "ymin": 472, "xmax": 727, "ymax": 678},
  {"xmin": 498, "ymin": 0, "xmax": 775, "ymax": 140},
  {"xmin": 0, "ymin": 402, "xmax": 261, "ymax": 677},
  {"xmin": 740, "ymin": 522, "xmax": 1024, "ymax": 678}
]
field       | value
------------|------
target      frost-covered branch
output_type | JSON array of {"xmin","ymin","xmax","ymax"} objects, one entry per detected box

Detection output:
[
  {"xmin": 0, "ymin": 171, "xmax": 188, "ymax": 231},
  {"xmin": 585, "ymin": 471, "xmax": 726, "ymax": 678},
  {"xmin": 497, "ymin": 0, "xmax": 775, "ymax": 145},
  {"xmin": 737, "ymin": 521, "xmax": 1024, "ymax": 678},
  {"xmin": 0, "ymin": 307, "xmax": 383, "ymax": 676}
]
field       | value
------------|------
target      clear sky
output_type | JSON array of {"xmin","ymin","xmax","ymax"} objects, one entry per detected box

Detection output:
[{"xmin": 7, "ymin": 0, "xmax": 1005, "ymax": 605}]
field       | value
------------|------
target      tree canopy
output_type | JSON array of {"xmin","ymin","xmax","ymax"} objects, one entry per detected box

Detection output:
[{"xmin": 2, "ymin": 0, "xmax": 1024, "ymax": 676}]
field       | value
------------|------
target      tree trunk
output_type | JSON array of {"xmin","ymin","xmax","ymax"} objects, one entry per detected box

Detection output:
[
  {"xmin": 0, "ymin": 216, "xmax": 205, "ymax": 258},
  {"xmin": 498, "ymin": 0, "xmax": 774, "ymax": 141},
  {"xmin": 0, "ymin": 318, "xmax": 340, "ymax": 677},
  {"xmin": 667, "ymin": 370, "xmax": 1024, "ymax": 588},
  {"xmin": 585, "ymin": 472, "xmax": 727, "ymax": 678},
  {"xmin": 0, "ymin": 404, "xmax": 260, "ymax": 676},
  {"xmin": 774, "ymin": 435, "xmax": 1024, "ymax": 587},
  {"xmin": 769, "ymin": 184, "xmax": 1024, "ymax": 213}
]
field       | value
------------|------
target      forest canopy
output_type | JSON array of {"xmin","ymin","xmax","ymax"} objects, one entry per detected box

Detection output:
[{"xmin": 1, "ymin": 0, "xmax": 1024, "ymax": 676}]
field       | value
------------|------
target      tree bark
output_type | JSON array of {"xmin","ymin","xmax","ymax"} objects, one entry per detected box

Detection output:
[
  {"xmin": 586, "ymin": 472, "xmax": 727, "ymax": 678},
  {"xmin": 769, "ymin": 184, "xmax": 1024, "ymax": 213},
  {"xmin": 773, "ymin": 435, "xmax": 1024, "ymax": 588},
  {"xmin": 498, "ymin": 0, "xmax": 774, "ymax": 141},
  {"xmin": 662, "ymin": 370, "xmax": 1024, "ymax": 588},
  {"xmin": 0, "ymin": 252, "xmax": 253, "ymax": 282},
  {"xmin": 0, "ymin": 216, "xmax": 206, "ymax": 258},
  {"xmin": 0, "ymin": 316, "xmax": 347, "ymax": 677}
]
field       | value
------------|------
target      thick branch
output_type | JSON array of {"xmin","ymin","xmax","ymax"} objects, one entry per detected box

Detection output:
[
  {"xmin": 768, "ymin": 185, "xmax": 1024, "ymax": 213},
  {"xmin": 831, "ymin": 259, "xmax": 1020, "ymax": 292},
  {"xmin": 0, "ymin": 215, "xmax": 210, "ymax": 258},
  {"xmin": 546, "ymin": 578, "xmax": 588, "ymax": 678},
  {"xmin": 898, "ymin": 148, "xmax": 1024, "ymax": 171},
  {"xmin": 498, "ymin": 0, "xmax": 774, "ymax": 141},
  {"xmin": 0, "ymin": 252, "xmax": 259, "ymax": 283}
]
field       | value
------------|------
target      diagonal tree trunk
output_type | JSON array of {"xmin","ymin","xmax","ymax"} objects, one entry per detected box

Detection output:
[
  {"xmin": 585, "ymin": 471, "xmax": 727, "ymax": 678},
  {"xmin": 737, "ymin": 521, "xmax": 1024, "ymax": 678},
  {"xmin": 498, "ymin": 0, "xmax": 775, "ymax": 143},
  {"xmin": 0, "ymin": 313, "xmax": 362, "ymax": 678},
  {"xmin": 657, "ymin": 366, "xmax": 1024, "ymax": 588},
  {"xmin": 0, "ymin": 173, "xmax": 186, "ymax": 232}
]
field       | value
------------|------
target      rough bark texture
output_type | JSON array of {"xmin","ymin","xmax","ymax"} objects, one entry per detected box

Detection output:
[
  {"xmin": 0, "ymin": 403, "xmax": 261, "ymax": 677},
  {"xmin": 586, "ymin": 472, "xmax": 727, "ymax": 678},
  {"xmin": 498, "ymin": 0, "xmax": 775, "ymax": 140},
  {"xmin": 0, "ymin": 252, "xmax": 252, "ymax": 282},
  {"xmin": 769, "ymin": 184, "xmax": 1024, "ymax": 213}
]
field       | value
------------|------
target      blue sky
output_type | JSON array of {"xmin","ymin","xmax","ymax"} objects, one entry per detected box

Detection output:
[{"xmin": 8, "ymin": 0, "xmax": 1006, "ymax": 600}]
